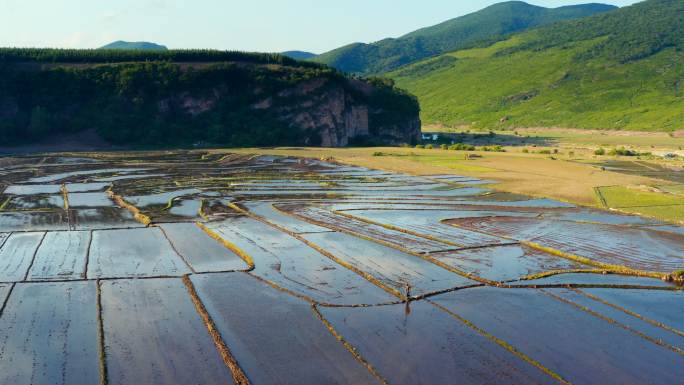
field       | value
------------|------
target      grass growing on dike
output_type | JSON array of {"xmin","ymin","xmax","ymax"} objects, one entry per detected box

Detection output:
[{"xmin": 221, "ymin": 129, "xmax": 684, "ymax": 224}]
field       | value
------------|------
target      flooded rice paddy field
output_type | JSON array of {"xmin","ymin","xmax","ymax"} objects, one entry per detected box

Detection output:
[{"xmin": 0, "ymin": 151, "xmax": 682, "ymax": 385}]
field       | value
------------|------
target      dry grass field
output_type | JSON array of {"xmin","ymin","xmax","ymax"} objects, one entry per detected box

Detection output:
[{"xmin": 224, "ymin": 141, "xmax": 682, "ymax": 222}]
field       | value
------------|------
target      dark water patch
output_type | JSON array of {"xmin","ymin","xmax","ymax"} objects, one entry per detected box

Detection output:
[
  {"xmin": 242, "ymin": 201, "xmax": 331, "ymax": 233},
  {"xmin": 67, "ymin": 192, "xmax": 115, "ymax": 208},
  {"xmin": 0, "ymin": 232, "xmax": 45, "ymax": 281},
  {"xmin": 64, "ymin": 182, "xmax": 110, "ymax": 192},
  {"xmin": 28, "ymin": 168, "xmax": 148, "ymax": 183},
  {"xmin": 100, "ymin": 278, "xmax": 233, "ymax": 385},
  {"xmin": 302, "ymin": 231, "xmax": 476, "ymax": 296},
  {"xmin": 28, "ymin": 231, "xmax": 89, "ymax": 280},
  {"xmin": 0, "ymin": 282, "xmax": 100, "ymax": 385},
  {"xmin": 549, "ymin": 288, "xmax": 684, "ymax": 350},
  {"xmin": 319, "ymin": 301, "xmax": 556, "ymax": 385},
  {"xmin": 3, "ymin": 184, "xmax": 62, "ymax": 195},
  {"xmin": 0, "ymin": 211, "xmax": 68, "ymax": 232},
  {"xmin": 88, "ymin": 228, "xmax": 191, "ymax": 279},
  {"xmin": 208, "ymin": 217, "xmax": 395, "ymax": 305},
  {"xmin": 3, "ymin": 194, "xmax": 64, "ymax": 210},
  {"xmin": 582, "ymin": 288, "xmax": 684, "ymax": 334},
  {"xmin": 160, "ymin": 223, "xmax": 249, "ymax": 272},
  {"xmin": 71, "ymin": 208, "xmax": 143, "ymax": 230},
  {"xmin": 345, "ymin": 209, "xmax": 511, "ymax": 247},
  {"xmin": 432, "ymin": 287, "xmax": 684, "ymax": 385},
  {"xmin": 191, "ymin": 273, "xmax": 380, "ymax": 385},
  {"xmin": 431, "ymin": 244, "xmax": 586, "ymax": 282},
  {"xmin": 449, "ymin": 216, "xmax": 684, "ymax": 272},
  {"xmin": 512, "ymin": 273, "xmax": 675, "ymax": 287},
  {"xmin": 279, "ymin": 204, "xmax": 451, "ymax": 254}
]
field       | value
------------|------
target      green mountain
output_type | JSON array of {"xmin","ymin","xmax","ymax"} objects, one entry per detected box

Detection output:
[
  {"xmin": 314, "ymin": 1, "xmax": 616, "ymax": 75},
  {"xmin": 99, "ymin": 41, "xmax": 168, "ymax": 50},
  {"xmin": 281, "ymin": 51, "xmax": 317, "ymax": 60},
  {"xmin": 390, "ymin": 0, "xmax": 684, "ymax": 131},
  {"xmin": 0, "ymin": 49, "xmax": 419, "ymax": 147}
]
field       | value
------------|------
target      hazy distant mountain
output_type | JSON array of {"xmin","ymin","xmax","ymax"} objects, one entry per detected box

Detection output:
[
  {"xmin": 314, "ymin": 1, "xmax": 616, "ymax": 74},
  {"xmin": 99, "ymin": 41, "xmax": 168, "ymax": 50},
  {"xmin": 281, "ymin": 51, "xmax": 317, "ymax": 60}
]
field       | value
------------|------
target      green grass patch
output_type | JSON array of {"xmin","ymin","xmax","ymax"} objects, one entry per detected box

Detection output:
[
  {"xmin": 623, "ymin": 205, "xmax": 684, "ymax": 223},
  {"xmin": 391, "ymin": 35, "xmax": 684, "ymax": 131},
  {"xmin": 598, "ymin": 185, "xmax": 684, "ymax": 222},
  {"xmin": 399, "ymin": 154, "xmax": 497, "ymax": 173},
  {"xmin": 599, "ymin": 186, "xmax": 684, "ymax": 208}
]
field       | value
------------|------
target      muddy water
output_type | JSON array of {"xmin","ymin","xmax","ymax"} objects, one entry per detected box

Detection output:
[
  {"xmin": 88, "ymin": 228, "xmax": 191, "ymax": 278},
  {"xmin": 0, "ymin": 282, "xmax": 100, "ymax": 385},
  {"xmin": 28, "ymin": 231, "xmax": 89, "ymax": 280},
  {"xmin": 4, "ymin": 194, "xmax": 64, "ymax": 210},
  {"xmin": 0, "ymin": 232, "xmax": 45, "ymax": 282},
  {"xmin": 319, "ymin": 301, "xmax": 556, "ymax": 385},
  {"xmin": 549, "ymin": 288, "xmax": 684, "ymax": 350},
  {"xmin": 191, "ymin": 273, "xmax": 380, "ymax": 385},
  {"xmin": 582, "ymin": 288, "xmax": 684, "ymax": 333},
  {"xmin": 432, "ymin": 287, "xmax": 684, "ymax": 385},
  {"xmin": 208, "ymin": 217, "xmax": 395, "ymax": 305},
  {"xmin": 242, "ymin": 201, "xmax": 331, "ymax": 233},
  {"xmin": 511, "ymin": 272, "xmax": 675, "ymax": 287},
  {"xmin": 167, "ymin": 199, "xmax": 202, "ymax": 218},
  {"xmin": 0, "ymin": 211, "xmax": 68, "ymax": 232},
  {"xmin": 160, "ymin": 223, "xmax": 249, "ymax": 272},
  {"xmin": 0, "ymin": 151, "xmax": 683, "ymax": 383},
  {"xmin": 338, "ymin": 209, "xmax": 511, "ymax": 247},
  {"xmin": 71, "ymin": 208, "xmax": 142, "ymax": 230},
  {"xmin": 431, "ymin": 244, "xmax": 586, "ymax": 282},
  {"xmin": 0, "ymin": 233, "xmax": 9, "ymax": 248},
  {"xmin": 302, "ymin": 231, "xmax": 477, "ymax": 296},
  {"xmin": 281, "ymin": 204, "xmax": 452, "ymax": 253},
  {"xmin": 101, "ymin": 279, "xmax": 233, "ymax": 385},
  {"xmin": 4, "ymin": 184, "xmax": 63, "ymax": 195},
  {"xmin": 450, "ymin": 216, "xmax": 684, "ymax": 272},
  {"xmin": 67, "ymin": 192, "xmax": 115, "ymax": 207},
  {"xmin": 64, "ymin": 182, "xmax": 111, "ymax": 192}
]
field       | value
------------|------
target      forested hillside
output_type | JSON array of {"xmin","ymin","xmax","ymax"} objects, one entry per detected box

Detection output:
[
  {"xmin": 314, "ymin": 1, "xmax": 615, "ymax": 75},
  {"xmin": 0, "ymin": 49, "xmax": 419, "ymax": 147},
  {"xmin": 391, "ymin": 0, "xmax": 684, "ymax": 131}
]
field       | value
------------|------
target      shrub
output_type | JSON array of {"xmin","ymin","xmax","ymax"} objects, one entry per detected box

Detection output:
[
  {"xmin": 522, "ymin": 148, "xmax": 529, "ymax": 153},
  {"xmin": 440, "ymin": 144, "xmax": 448, "ymax": 150},
  {"xmin": 609, "ymin": 147, "xmax": 638, "ymax": 156},
  {"xmin": 425, "ymin": 144, "xmax": 434, "ymax": 149},
  {"xmin": 415, "ymin": 144, "xmax": 425, "ymax": 149},
  {"xmin": 538, "ymin": 149, "xmax": 552, "ymax": 154},
  {"xmin": 671, "ymin": 270, "xmax": 684, "ymax": 283},
  {"xmin": 594, "ymin": 148, "xmax": 606, "ymax": 155}
]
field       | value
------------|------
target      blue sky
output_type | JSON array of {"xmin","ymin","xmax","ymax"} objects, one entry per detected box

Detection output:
[{"xmin": 0, "ymin": 0, "xmax": 640, "ymax": 53}]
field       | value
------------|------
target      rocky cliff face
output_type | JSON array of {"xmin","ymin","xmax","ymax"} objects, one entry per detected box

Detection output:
[{"xmin": 264, "ymin": 78, "xmax": 420, "ymax": 147}]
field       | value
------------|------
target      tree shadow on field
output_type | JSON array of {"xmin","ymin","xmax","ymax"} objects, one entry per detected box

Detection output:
[{"xmin": 422, "ymin": 131, "xmax": 557, "ymax": 147}]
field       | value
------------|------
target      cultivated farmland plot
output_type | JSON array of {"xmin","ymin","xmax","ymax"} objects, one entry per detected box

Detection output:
[{"xmin": 0, "ymin": 151, "xmax": 682, "ymax": 385}]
